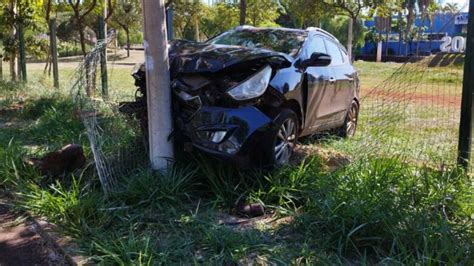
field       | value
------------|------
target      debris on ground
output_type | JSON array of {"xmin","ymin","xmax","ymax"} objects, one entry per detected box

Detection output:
[
  {"xmin": 293, "ymin": 144, "xmax": 351, "ymax": 171},
  {"xmin": 235, "ymin": 202, "xmax": 265, "ymax": 218},
  {"xmin": 25, "ymin": 144, "xmax": 86, "ymax": 177}
]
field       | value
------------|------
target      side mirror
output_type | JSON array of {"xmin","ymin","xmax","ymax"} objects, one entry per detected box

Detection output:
[{"xmin": 300, "ymin": 52, "xmax": 332, "ymax": 68}]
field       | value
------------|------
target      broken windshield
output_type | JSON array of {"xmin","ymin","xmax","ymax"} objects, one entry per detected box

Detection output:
[{"xmin": 208, "ymin": 29, "xmax": 307, "ymax": 57}]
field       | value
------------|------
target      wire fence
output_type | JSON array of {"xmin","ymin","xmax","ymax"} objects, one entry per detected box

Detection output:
[
  {"xmin": 71, "ymin": 38, "xmax": 148, "ymax": 195},
  {"xmin": 354, "ymin": 55, "xmax": 462, "ymax": 169},
  {"xmin": 72, "ymin": 20, "xmax": 468, "ymax": 195}
]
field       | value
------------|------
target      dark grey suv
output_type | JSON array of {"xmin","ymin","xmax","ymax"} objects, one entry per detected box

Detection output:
[{"xmin": 123, "ymin": 26, "xmax": 360, "ymax": 167}]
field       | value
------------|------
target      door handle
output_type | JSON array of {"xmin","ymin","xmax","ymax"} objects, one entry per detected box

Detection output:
[{"xmin": 328, "ymin": 77, "xmax": 336, "ymax": 84}]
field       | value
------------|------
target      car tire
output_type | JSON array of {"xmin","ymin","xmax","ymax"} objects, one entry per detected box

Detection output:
[
  {"xmin": 338, "ymin": 100, "xmax": 359, "ymax": 138},
  {"xmin": 259, "ymin": 109, "xmax": 299, "ymax": 167}
]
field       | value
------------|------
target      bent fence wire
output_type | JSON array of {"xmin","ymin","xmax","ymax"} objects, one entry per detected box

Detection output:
[
  {"xmin": 72, "ymin": 26, "xmax": 467, "ymax": 195},
  {"xmin": 71, "ymin": 37, "xmax": 148, "ymax": 195}
]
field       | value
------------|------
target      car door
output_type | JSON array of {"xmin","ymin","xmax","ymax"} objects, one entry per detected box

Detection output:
[
  {"xmin": 323, "ymin": 39, "xmax": 356, "ymax": 127},
  {"xmin": 302, "ymin": 34, "xmax": 336, "ymax": 134}
]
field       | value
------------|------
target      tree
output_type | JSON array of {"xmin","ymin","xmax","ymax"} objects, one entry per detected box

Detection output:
[
  {"xmin": 323, "ymin": 0, "xmax": 382, "ymax": 58},
  {"xmin": 280, "ymin": 0, "xmax": 326, "ymax": 29},
  {"xmin": 201, "ymin": 3, "xmax": 239, "ymax": 38},
  {"xmin": 110, "ymin": 0, "xmax": 141, "ymax": 57},
  {"xmin": 1, "ymin": 0, "xmax": 18, "ymax": 81},
  {"xmin": 246, "ymin": 0, "xmax": 279, "ymax": 27},
  {"xmin": 239, "ymin": 0, "xmax": 246, "ymax": 25},
  {"xmin": 172, "ymin": 0, "xmax": 207, "ymax": 40},
  {"xmin": 67, "ymin": 0, "xmax": 98, "ymax": 56},
  {"xmin": 0, "ymin": 0, "xmax": 41, "ymax": 81}
]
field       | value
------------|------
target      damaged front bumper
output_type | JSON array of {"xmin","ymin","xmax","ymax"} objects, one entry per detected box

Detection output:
[{"xmin": 175, "ymin": 106, "xmax": 273, "ymax": 160}]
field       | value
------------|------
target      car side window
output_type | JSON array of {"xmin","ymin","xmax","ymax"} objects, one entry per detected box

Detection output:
[
  {"xmin": 302, "ymin": 36, "xmax": 326, "ymax": 60},
  {"xmin": 324, "ymin": 39, "xmax": 344, "ymax": 65}
]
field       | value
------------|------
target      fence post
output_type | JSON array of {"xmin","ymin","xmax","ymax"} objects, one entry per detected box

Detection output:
[
  {"xmin": 18, "ymin": 23, "xmax": 27, "ymax": 82},
  {"xmin": 49, "ymin": 18, "xmax": 59, "ymax": 89},
  {"xmin": 98, "ymin": 16, "xmax": 108, "ymax": 99},
  {"xmin": 457, "ymin": 0, "xmax": 474, "ymax": 170}
]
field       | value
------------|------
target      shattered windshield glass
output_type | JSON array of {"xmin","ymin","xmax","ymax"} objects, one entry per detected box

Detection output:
[{"xmin": 208, "ymin": 29, "xmax": 307, "ymax": 57}]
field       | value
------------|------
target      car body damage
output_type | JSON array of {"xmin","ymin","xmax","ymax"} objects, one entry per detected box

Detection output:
[
  {"xmin": 168, "ymin": 40, "xmax": 293, "ymax": 74},
  {"xmin": 169, "ymin": 41, "xmax": 293, "ymax": 165},
  {"xmin": 121, "ymin": 26, "xmax": 360, "ymax": 167}
]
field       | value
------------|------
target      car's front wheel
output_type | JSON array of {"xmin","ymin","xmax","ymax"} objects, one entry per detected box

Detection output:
[{"xmin": 260, "ymin": 109, "xmax": 299, "ymax": 167}]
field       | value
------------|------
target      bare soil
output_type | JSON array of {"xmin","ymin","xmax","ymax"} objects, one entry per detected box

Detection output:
[
  {"xmin": 0, "ymin": 204, "xmax": 68, "ymax": 266},
  {"xmin": 362, "ymin": 89, "xmax": 461, "ymax": 108}
]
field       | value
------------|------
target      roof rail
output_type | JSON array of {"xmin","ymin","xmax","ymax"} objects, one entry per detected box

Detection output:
[
  {"xmin": 306, "ymin": 27, "xmax": 338, "ymax": 41},
  {"xmin": 235, "ymin": 25, "xmax": 255, "ymax": 30}
]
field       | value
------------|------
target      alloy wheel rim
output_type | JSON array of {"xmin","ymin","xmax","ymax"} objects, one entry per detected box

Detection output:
[
  {"xmin": 346, "ymin": 104, "xmax": 358, "ymax": 137},
  {"xmin": 275, "ymin": 119, "xmax": 297, "ymax": 165}
]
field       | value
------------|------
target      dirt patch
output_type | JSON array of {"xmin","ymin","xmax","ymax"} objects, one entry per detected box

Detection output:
[
  {"xmin": 292, "ymin": 144, "xmax": 351, "ymax": 171},
  {"xmin": 0, "ymin": 204, "xmax": 69, "ymax": 266},
  {"xmin": 362, "ymin": 89, "xmax": 461, "ymax": 108}
]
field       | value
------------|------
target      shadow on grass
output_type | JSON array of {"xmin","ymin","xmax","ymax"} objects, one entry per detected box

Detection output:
[{"xmin": 1, "ymin": 93, "xmax": 473, "ymax": 264}]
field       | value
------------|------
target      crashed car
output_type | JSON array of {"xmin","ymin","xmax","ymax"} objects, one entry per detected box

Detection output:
[{"xmin": 122, "ymin": 26, "xmax": 360, "ymax": 167}]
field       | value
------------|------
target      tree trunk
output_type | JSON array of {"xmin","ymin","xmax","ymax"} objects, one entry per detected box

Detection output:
[
  {"xmin": 194, "ymin": 16, "xmax": 199, "ymax": 41},
  {"xmin": 126, "ymin": 28, "xmax": 130, "ymax": 58},
  {"xmin": 376, "ymin": 31, "xmax": 382, "ymax": 62},
  {"xmin": 376, "ymin": 41, "xmax": 383, "ymax": 62},
  {"xmin": 78, "ymin": 23, "xmax": 87, "ymax": 57},
  {"xmin": 239, "ymin": 0, "xmax": 247, "ymax": 25},
  {"xmin": 9, "ymin": 0, "xmax": 17, "ymax": 81},
  {"xmin": 0, "ymin": 55, "xmax": 3, "ymax": 80},
  {"xmin": 43, "ymin": 52, "xmax": 50, "ymax": 74},
  {"xmin": 347, "ymin": 17, "xmax": 353, "ymax": 60}
]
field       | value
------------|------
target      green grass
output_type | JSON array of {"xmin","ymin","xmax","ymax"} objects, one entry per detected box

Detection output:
[{"xmin": 0, "ymin": 61, "xmax": 473, "ymax": 264}]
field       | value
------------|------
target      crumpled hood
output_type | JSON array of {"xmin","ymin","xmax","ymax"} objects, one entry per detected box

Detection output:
[{"xmin": 169, "ymin": 40, "xmax": 293, "ymax": 75}]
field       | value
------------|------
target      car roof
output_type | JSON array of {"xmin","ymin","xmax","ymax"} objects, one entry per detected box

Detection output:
[{"xmin": 234, "ymin": 25, "xmax": 338, "ymax": 42}]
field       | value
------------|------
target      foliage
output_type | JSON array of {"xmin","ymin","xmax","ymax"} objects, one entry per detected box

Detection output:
[
  {"xmin": 172, "ymin": 0, "xmax": 208, "ymax": 40},
  {"xmin": 245, "ymin": 0, "xmax": 280, "ymax": 27},
  {"xmin": 109, "ymin": 0, "xmax": 141, "ymax": 55},
  {"xmin": 322, "ymin": 16, "xmax": 366, "ymax": 48},
  {"xmin": 200, "ymin": 3, "xmax": 239, "ymax": 39},
  {"xmin": 280, "ymin": 0, "xmax": 327, "ymax": 29},
  {"xmin": 1, "ymin": 61, "xmax": 473, "ymax": 264}
]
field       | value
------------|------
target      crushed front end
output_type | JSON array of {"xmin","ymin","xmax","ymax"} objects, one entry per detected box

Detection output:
[
  {"xmin": 172, "ymin": 74, "xmax": 276, "ymax": 164},
  {"xmin": 122, "ymin": 40, "xmax": 293, "ymax": 165}
]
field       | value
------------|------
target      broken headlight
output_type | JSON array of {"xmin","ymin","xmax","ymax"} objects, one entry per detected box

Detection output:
[{"xmin": 226, "ymin": 65, "xmax": 272, "ymax": 101}]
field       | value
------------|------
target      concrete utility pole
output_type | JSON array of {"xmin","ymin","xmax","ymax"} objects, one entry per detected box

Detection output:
[
  {"xmin": 141, "ymin": 0, "xmax": 174, "ymax": 170},
  {"xmin": 457, "ymin": 0, "xmax": 474, "ymax": 170}
]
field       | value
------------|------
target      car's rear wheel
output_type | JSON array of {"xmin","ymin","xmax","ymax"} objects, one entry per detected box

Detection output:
[
  {"xmin": 259, "ymin": 109, "xmax": 299, "ymax": 167},
  {"xmin": 339, "ymin": 100, "xmax": 359, "ymax": 138}
]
